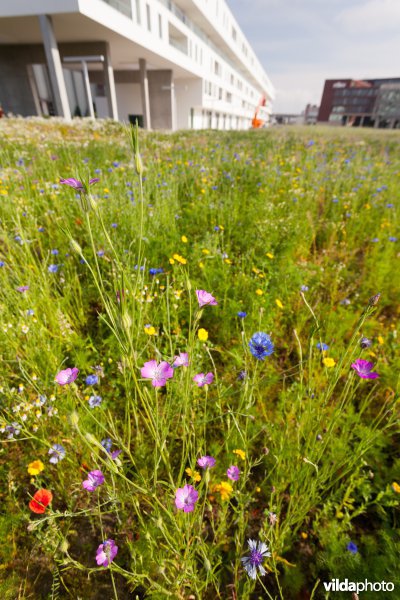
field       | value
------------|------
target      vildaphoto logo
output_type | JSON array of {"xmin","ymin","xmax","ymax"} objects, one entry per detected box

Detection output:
[{"xmin": 323, "ymin": 579, "xmax": 395, "ymax": 593}]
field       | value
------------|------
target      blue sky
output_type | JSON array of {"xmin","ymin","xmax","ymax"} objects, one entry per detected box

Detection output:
[{"xmin": 227, "ymin": 0, "xmax": 400, "ymax": 113}]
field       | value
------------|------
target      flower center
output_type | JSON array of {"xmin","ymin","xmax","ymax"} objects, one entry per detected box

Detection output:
[{"xmin": 250, "ymin": 550, "xmax": 263, "ymax": 566}]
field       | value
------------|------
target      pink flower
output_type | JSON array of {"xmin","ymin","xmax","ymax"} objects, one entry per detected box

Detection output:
[
  {"xmin": 60, "ymin": 177, "xmax": 99, "ymax": 190},
  {"xmin": 351, "ymin": 359, "xmax": 379, "ymax": 379},
  {"xmin": 55, "ymin": 367, "xmax": 79, "ymax": 385},
  {"xmin": 175, "ymin": 484, "xmax": 199, "ymax": 512},
  {"xmin": 96, "ymin": 539, "xmax": 118, "ymax": 567},
  {"xmin": 173, "ymin": 352, "xmax": 189, "ymax": 367},
  {"xmin": 193, "ymin": 372, "xmax": 214, "ymax": 387},
  {"xmin": 82, "ymin": 469, "xmax": 105, "ymax": 491},
  {"xmin": 196, "ymin": 289, "xmax": 218, "ymax": 308},
  {"xmin": 197, "ymin": 455, "xmax": 216, "ymax": 469},
  {"xmin": 227, "ymin": 465, "xmax": 240, "ymax": 481},
  {"xmin": 141, "ymin": 360, "xmax": 174, "ymax": 387}
]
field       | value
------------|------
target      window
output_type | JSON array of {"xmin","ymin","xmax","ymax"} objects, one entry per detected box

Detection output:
[
  {"xmin": 226, "ymin": 92, "xmax": 232, "ymax": 103},
  {"xmin": 218, "ymin": 88, "xmax": 223, "ymax": 100},
  {"xmin": 158, "ymin": 14, "xmax": 162, "ymax": 37},
  {"xmin": 214, "ymin": 61, "xmax": 221, "ymax": 76},
  {"xmin": 135, "ymin": 0, "xmax": 141, "ymax": 24},
  {"xmin": 232, "ymin": 27, "xmax": 237, "ymax": 41},
  {"xmin": 146, "ymin": 3, "xmax": 151, "ymax": 31}
]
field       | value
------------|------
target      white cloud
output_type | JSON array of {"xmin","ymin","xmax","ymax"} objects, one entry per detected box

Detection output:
[{"xmin": 336, "ymin": 0, "xmax": 400, "ymax": 33}]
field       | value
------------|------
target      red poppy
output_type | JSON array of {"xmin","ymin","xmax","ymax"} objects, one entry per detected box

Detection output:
[{"xmin": 29, "ymin": 489, "xmax": 53, "ymax": 514}]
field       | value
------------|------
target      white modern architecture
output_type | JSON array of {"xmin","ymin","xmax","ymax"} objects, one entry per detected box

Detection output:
[{"xmin": 0, "ymin": 0, "xmax": 275, "ymax": 130}]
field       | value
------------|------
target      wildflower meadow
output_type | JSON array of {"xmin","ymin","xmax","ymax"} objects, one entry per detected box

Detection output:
[{"xmin": 0, "ymin": 118, "xmax": 399, "ymax": 599}]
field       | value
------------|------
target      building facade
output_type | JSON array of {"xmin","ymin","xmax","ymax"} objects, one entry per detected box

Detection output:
[
  {"xmin": 0, "ymin": 0, "xmax": 274, "ymax": 130},
  {"xmin": 317, "ymin": 78, "xmax": 400, "ymax": 128}
]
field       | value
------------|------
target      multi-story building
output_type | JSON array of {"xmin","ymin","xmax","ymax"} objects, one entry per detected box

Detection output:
[
  {"xmin": 317, "ymin": 77, "xmax": 400, "ymax": 128},
  {"xmin": 0, "ymin": 0, "xmax": 274, "ymax": 130}
]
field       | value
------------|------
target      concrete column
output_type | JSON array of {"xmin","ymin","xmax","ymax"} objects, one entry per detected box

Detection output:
[
  {"xmin": 81, "ymin": 61, "xmax": 95, "ymax": 118},
  {"xmin": 38, "ymin": 15, "xmax": 71, "ymax": 120},
  {"xmin": 139, "ymin": 58, "xmax": 151, "ymax": 129},
  {"xmin": 103, "ymin": 42, "xmax": 118, "ymax": 120}
]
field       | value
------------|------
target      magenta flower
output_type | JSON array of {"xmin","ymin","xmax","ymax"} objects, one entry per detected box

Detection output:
[
  {"xmin": 197, "ymin": 455, "xmax": 216, "ymax": 469},
  {"xmin": 17, "ymin": 285, "xmax": 29, "ymax": 293},
  {"xmin": 82, "ymin": 470, "xmax": 105, "ymax": 491},
  {"xmin": 60, "ymin": 177, "xmax": 99, "ymax": 190},
  {"xmin": 175, "ymin": 484, "xmax": 199, "ymax": 512},
  {"xmin": 141, "ymin": 360, "xmax": 174, "ymax": 387},
  {"xmin": 55, "ymin": 367, "xmax": 79, "ymax": 385},
  {"xmin": 193, "ymin": 372, "xmax": 214, "ymax": 387},
  {"xmin": 227, "ymin": 465, "xmax": 240, "ymax": 481},
  {"xmin": 173, "ymin": 352, "xmax": 189, "ymax": 367},
  {"xmin": 351, "ymin": 359, "xmax": 379, "ymax": 379},
  {"xmin": 96, "ymin": 539, "xmax": 118, "ymax": 567},
  {"xmin": 196, "ymin": 289, "xmax": 218, "ymax": 308}
]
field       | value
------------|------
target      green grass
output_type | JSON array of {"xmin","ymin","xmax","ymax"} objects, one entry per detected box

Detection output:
[{"xmin": 0, "ymin": 118, "xmax": 399, "ymax": 599}]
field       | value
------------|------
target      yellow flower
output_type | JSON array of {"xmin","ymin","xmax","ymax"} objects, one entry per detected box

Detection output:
[
  {"xmin": 27, "ymin": 460, "xmax": 44, "ymax": 476},
  {"xmin": 266, "ymin": 252, "xmax": 274, "ymax": 259},
  {"xmin": 233, "ymin": 449, "xmax": 246, "ymax": 460},
  {"xmin": 199, "ymin": 262, "xmax": 205, "ymax": 269},
  {"xmin": 181, "ymin": 235, "xmax": 188, "ymax": 243},
  {"xmin": 202, "ymin": 249, "xmax": 210, "ymax": 255},
  {"xmin": 323, "ymin": 357, "xmax": 336, "ymax": 368},
  {"xmin": 169, "ymin": 258, "xmax": 175, "ymax": 265},
  {"xmin": 198, "ymin": 328, "xmax": 208, "ymax": 341},
  {"xmin": 377, "ymin": 335, "xmax": 384, "ymax": 345},
  {"xmin": 300, "ymin": 532, "xmax": 308, "ymax": 539},
  {"xmin": 275, "ymin": 299, "xmax": 284, "ymax": 309},
  {"xmin": 185, "ymin": 468, "xmax": 201, "ymax": 482},
  {"xmin": 144, "ymin": 325, "xmax": 157, "ymax": 336},
  {"xmin": 392, "ymin": 482, "xmax": 400, "ymax": 493},
  {"xmin": 256, "ymin": 289, "xmax": 263, "ymax": 296},
  {"xmin": 172, "ymin": 253, "xmax": 187, "ymax": 265},
  {"xmin": 213, "ymin": 482, "xmax": 233, "ymax": 501}
]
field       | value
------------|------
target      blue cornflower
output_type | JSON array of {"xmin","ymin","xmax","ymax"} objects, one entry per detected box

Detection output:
[
  {"xmin": 389, "ymin": 236, "xmax": 397, "ymax": 242},
  {"xmin": 97, "ymin": 250, "xmax": 105, "ymax": 257},
  {"xmin": 48, "ymin": 443, "xmax": 66, "ymax": 464},
  {"xmin": 0, "ymin": 261, "xmax": 4, "ymax": 267},
  {"xmin": 347, "ymin": 541, "xmax": 358, "ymax": 554},
  {"xmin": 237, "ymin": 311, "xmax": 247, "ymax": 318},
  {"xmin": 26, "ymin": 309, "xmax": 34, "ymax": 316},
  {"xmin": 241, "ymin": 539, "xmax": 271, "ymax": 579},
  {"xmin": 48, "ymin": 264, "xmax": 59, "ymax": 273},
  {"xmin": 86, "ymin": 374, "xmax": 98, "ymax": 385},
  {"xmin": 300, "ymin": 285, "xmax": 309, "ymax": 292},
  {"xmin": 51, "ymin": 249, "xmax": 59, "ymax": 255},
  {"xmin": 38, "ymin": 227, "xmax": 45, "ymax": 232},
  {"xmin": 88, "ymin": 395, "xmax": 102, "ymax": 408},
  {"xmin": 316, "ymin": 342, "xmax": 329, "ymax": 351},
  {"xmin": 249, "ymin": 332, "xmax": 274, "ymax": 360},
  {"xmin": 101, "ymin": 438, "xmax": 113, "ymax": 452},
  {"xmin": 149, "ymin": 268, "xmax": 164, "ymax": 276},
  {"xmin": 111, "ymin": 223, "xmax": 118, "ymax": 228}
]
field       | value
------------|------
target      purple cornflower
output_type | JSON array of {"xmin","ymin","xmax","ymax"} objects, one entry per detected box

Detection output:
[
  {"xmin": 249, "ymin": 332, "xmax": 274, "ymax": 360},
  {"xmin": 55, "ymin": 367, "xmax": 79, "ymax": 385},
  {"xmin": 17, "ymin": 285, "xmax": 29, "ymax": 293},
  {"xmin": 347, "ymin": 541, "xmax": 358, "ymax": 554},
  {"xmin": 237, "ymin": 311, "xmax": 247, "ymax": 318},
  {"xmin": 227, "ymin": 466, "xmax": 240, "ymax": 481},
  {"xmin": 196, "ymin": 289, "xmax": 218, "ymax": 308},
  {"xmin": 241, "ymin": 539, "xmax": 271, "ymax": 579},
  {"xmin": 85, "ymin": 374, "xmax": 98, "ymax": 385},
  {"xmin": 173, "ymin": 352, "xmax": 189, "ymax": 367},
  {"xmin": 48, "ymin": 443, "xmax": 66, "ymax": 464},
  {"xmin": 48, "ymin": 264, "xmax": 59, "ymax": 273},
  {"xmin": 175, "ymin": 484, "xmax": 199, "ymax": 512},
  {"xmin": 141, "ymin": 360, "xmax": 174, "ymax": 387},
  {"xmin": 197, "ymin": 455, "xmax": 216, "ymax": 469},
  {"xmin": 96, "ymin": 539, "xmax": 118, "ymax": 567},
  {"xmin": 360, "ymin": 337, "xmax": 372, "ymax": 349},
  {"xmin": 60, "ymin": 177, "xmax": 99, "ymax": 190},
  {"xmin": 101, "ymin": 438, "xmax": 113, "ymax": 452},
  {"xmin": 193, "ymin": 372, "xmax": 214, "ymax": 387},
  {"xmin": 88, "ymin": 395, "xmax": 102, "ymax": 408},
  {"xmin": 82, "ymin": 470, "xmax": 105, "ymax": 491},
  {"xmin": 351, "ymin": 359, "xmax": 379, "ymax": 379}
]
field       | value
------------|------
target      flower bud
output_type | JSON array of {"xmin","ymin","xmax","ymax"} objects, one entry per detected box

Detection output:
[
  {"xmin": 360, "ymin": 336, "xmax": 372, "ymax": 349},
  {"xmin": 368, "ymin": 292, "xmax": 381, "ymax": 306}
]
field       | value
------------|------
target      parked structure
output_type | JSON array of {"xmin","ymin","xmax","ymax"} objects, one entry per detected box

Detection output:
[
  {"xmin": 317, "ymin": 78, "xmax": 400, "ymax": 128},
  {"xmin": 0, "ymin": 0, "xmax": 274, "ymax": 130}
]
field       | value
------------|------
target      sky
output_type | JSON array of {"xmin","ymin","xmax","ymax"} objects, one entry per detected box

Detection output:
[{"xmin": 227, "ymin": 0, "xmax": 400, "ymax": 113}]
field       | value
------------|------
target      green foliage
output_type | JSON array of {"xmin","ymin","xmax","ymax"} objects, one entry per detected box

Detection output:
[{"xmin": 0, "ymin": 120, "xmax": 399, "ymax": 598}]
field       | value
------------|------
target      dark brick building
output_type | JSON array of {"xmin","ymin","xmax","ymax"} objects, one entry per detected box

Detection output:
[{"xmin": 317, "ymin": 78, "xmax": 400, "ymax": 128}]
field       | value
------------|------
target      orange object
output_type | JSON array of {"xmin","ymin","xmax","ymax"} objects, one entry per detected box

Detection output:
[{"xmin": 251, "ymin": 96, "xmax": 266, "ymax": 128}]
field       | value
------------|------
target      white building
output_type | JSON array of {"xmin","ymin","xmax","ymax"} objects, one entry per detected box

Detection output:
[{"xmin": 0, "ymin": 0, "xmax": 274, "ymax": 130}]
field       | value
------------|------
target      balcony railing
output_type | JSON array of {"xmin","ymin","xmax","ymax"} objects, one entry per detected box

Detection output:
[{"xmin": 101, "ymin": 0, "xmax": 132, "ymax": 19}]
